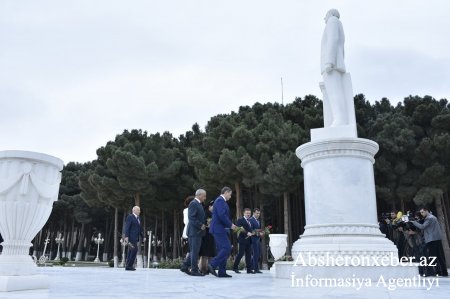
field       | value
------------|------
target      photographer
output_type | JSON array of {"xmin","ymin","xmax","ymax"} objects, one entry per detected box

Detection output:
[
  {"xmin": 386, "ymin": 211, "xmax": 407, "ymax": 258},
  {"xmin": 411, "ymin": 207, "xmax": 449, "ymax": 277},
  {"xmin": 401, "ymin": 211, "xmax": 426, "ymax": 275}
]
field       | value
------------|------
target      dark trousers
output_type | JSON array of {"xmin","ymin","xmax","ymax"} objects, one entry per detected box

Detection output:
[
  {"xmin": 182, "ymin": 236, "xmax": 202, "ymax": 273},
  {"xmin": 233, "ymin": 241, "xmax": 252, "ymax": 270},
  {"xmin": 251, "ymin": 237, "xmax": 261, "ymax": 271},
  {"xmin": 126, "ymin": 242, "xmax": 138, "ymax": 269},
  {"xmin": 211, "ymin": 233, "xmax": 231, "ymax": 276},
  {"xmin": 426, "ymin": 240, "xmax": 448, "ymax": 276}
]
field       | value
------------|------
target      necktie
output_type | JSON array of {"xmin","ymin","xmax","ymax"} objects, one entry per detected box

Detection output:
[{"xmin": 137, "ymin": 216, "xmax": 140, "ymax": 225}]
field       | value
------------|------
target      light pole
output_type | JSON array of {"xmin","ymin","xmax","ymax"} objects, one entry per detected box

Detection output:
[
  {"xmin": 53, "ymin": 233, "xmax": 64, "ymax": 261},
  {"xmin": 93, "ymin": 233, "xmax": 104, "ymax": 263},
  {"xmin": 39, "ymin": 235, "xmax": 50, "ymax": 265},
  {"xmin": 119, "ymin": 237, "xmax": 126, "ymax": 267}
]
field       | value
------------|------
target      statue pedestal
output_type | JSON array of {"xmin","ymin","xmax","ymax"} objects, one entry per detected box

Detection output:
[
  {"xmin": 0, "ymin": 150, "xmax": 63, "ymax": 292},
  {"xmin": 271, "ymin": 137, "xmax": 418, "ymax": 279}
]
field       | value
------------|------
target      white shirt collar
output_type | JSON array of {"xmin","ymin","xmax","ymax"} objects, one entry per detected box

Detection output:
[{"xmin": 195, "ymin": 198, "xmax": 201, "ymax": 203}]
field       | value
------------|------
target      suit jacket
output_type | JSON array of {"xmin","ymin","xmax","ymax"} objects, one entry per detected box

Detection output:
[
  {"xmin": 187, "ymin": 199, "xmax": 206, "ymax": 237},
  {"xmin": 321, "ymin": 16, "xmax": 346, "ymax": 74},
  {"xmin": 124, "ymin": 214, "xmax": 144, "ymax": 243},
  {"xmin": 412, "ymin": 214, "xmax": 442, "ymax": 243},
  {"xmin": 249, "ymin": 216, "xmax": 261, "ymax": 241},
  {"xmin": 209, "ymin": 195, "xmax": 232, "ymax": 234},
  {"xmin": 236, "ymin": 217, "xmax": 252, "ymax": 244}
]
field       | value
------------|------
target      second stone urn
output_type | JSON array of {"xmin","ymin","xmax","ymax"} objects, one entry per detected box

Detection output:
[{"xmin": 268, "ymin": 233, "xmax": 288, "ymax": 261}]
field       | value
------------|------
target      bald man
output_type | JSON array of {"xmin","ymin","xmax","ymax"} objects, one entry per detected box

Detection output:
[{"xmin": 124, "ymin": 206, "xmax": 144, "ymax": 271}]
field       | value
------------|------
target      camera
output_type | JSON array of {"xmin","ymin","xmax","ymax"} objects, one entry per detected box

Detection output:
[{"xmin": 392, "ymin": 211, "xmax": 419, "ymax": 231}]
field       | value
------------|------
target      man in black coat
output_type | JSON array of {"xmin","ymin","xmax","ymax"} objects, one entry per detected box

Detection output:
[
  {"xmin": 124, "ymin": 206, "xmax": 144, "ymax": 271},
  {"xmin": 180, "ymin": 189, "xmax": 207, "ymax": 276},
  {"xmin": 232, "ymin": 208, "xmax": 254, "ymax": 274}
]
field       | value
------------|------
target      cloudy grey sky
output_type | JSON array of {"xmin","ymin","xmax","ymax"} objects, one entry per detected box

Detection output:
[{"xmin": 1, "ymin": 0, "xmax": 449, "ymax": 164}]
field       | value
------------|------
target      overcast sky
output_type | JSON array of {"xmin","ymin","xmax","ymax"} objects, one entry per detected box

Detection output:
[{"xmin": 1, "ymin": 0, "xmax": 449, "ymax": 164}]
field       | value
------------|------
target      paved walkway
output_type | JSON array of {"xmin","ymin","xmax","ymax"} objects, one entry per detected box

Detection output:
[{"xmin": 0, "ymin": 267, "xmax": 449, "ymax": 299}]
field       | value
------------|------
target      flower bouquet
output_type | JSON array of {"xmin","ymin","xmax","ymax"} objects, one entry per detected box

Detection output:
[
  {"xmin": 251, "ymin": 225, "xmax": 272, "ymax": 238},
  {"xmin": 233, "ymin": 226, "xmax": 246, "ymax": 237},
  {"xmin": 123, "ymin": 239, "xmax": 135, "ymax": 249}
]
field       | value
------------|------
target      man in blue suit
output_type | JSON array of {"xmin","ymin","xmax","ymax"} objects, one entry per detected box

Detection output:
[
  {"xmin": 124, "ymin": 206, "xmax": 144, "ymax": 271},
  {"xmin": 208, "ymin": 186, "xmax": 237, "ymax": 278},
  {"xmin": 180, "ymin": 189, "xmax": 207, "ymax": 276},
  {"xmin": 249, "ymin": 208, "xmax": 263, "ymax": 273},
  {"xmin": 232, "ymin": 208, "xmax": 254, "ymax": 273}
]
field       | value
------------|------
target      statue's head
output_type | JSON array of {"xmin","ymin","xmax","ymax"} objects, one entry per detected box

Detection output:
[{"xmin": 324, "ymin": 9, "xmax": 340, "ymax": 23}]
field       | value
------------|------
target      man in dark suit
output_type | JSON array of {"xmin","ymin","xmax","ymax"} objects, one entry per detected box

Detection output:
[
  {"xmin": 232, "ymin": 208, "xmax": 254, "ymax": 274},
  {"xmin": 249, "ymin": 208, "xmax": 263, "ymax": 273},
  {"xmin": 124, "ymin": 206, "xmax": 144, "ymax": 271},
  {"xmin": 208, "ymin": 186, "xmax": 237, "ymax": 278},
  {"xmin": 180, "ymin": 189, "xmax": 207, "ymax": 276}
]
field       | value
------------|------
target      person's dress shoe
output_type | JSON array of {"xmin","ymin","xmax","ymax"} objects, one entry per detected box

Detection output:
[
  {"xmin": 125, "ymin": 268, "xmax": 136, "ymax": 271},
  {"xmin": 233, "ymin": 269, "xmax": 241, "ymax": 274},
  {"xmin": 218, "ymin": 273, "xmax": 232, "ymax": 278},
  {"xmin": 190, "ymin": 271, "xmax": 205, "ymax": 276},
  {"xmin": 247, "ymin": 270, "xmax": 254, "ymax": 274},
  {"xmin": 180, "ymin": 267, "xmax": 191, "ymax": 275},
  {"xmin": 254, "ymin": 270, "xmax": 263, "ymax": 274},
  {"xmin": 208, "ymin": 264, "xmax": 217, "ymax": 277}
]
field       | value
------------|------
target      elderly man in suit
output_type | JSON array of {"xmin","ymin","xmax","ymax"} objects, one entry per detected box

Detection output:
[
  {"xmin": 180, "ymin": 189, "xmax": 207, "ymax": 276},
  {"xmin": 124, "ymin": 206, "xmax": 144, "ymax": 271},
  {"xmin": 232, "ymin": 208, "xmax": 254, "ymax": 274},
  {"xmin": 208, "ymin": 186, "xmax": 237, "ymax": 278}
]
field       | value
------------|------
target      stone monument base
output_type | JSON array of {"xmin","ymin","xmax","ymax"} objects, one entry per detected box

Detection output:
[
  {"xmin": 0, "ymin": 274, "xmax": 49, "ymax": 292},
  {"xmin": 271, "ymin": 261, "xmax": 419, "ymax": 281}
]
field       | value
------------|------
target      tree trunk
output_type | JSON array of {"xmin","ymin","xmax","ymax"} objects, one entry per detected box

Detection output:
[
  {"xmin": 442, "ymin": 192, "xmax": 450, "ymax": 247},
  {"xmin": 75, "ymin": 223, "xmax": 85, "ymax": 261},
  {"xmin": 102, "ymin": 214, "xmax": 110, "ymax": 262},
  {"xmin": 153, "ymin": 214, "xmax": 158, "ymax": 261},
  {"xmin": 113, "ymin": 207, "xmax": 119, "ymax": 267},
  {"xmin": 283, "ymin": 192, "xmax": 291, "ymax": 256},
  {"xmin": 163, "ymin": 209, "xmax": 166, "ymax": 259},
  {"xmin": 235, "ymin": 182, "xmax": 242, "ymax": 219},
  {"xmin": 260, "ymin": 203, "xmax": 268, "ymax": 269},
  {"xmin": 135, "ymin": 192, "xmax": 140, "ymax": 206},
  {"xmin": 435, "ymin": 194, "xmax": 450, "ymax": 267},
  {"xmin": 68, "ymin": 218, "xmax": 75, "ymax": 260},
  {"xmin": 172, "ymin": 209, "xmax": 179, "ymax": 259}
]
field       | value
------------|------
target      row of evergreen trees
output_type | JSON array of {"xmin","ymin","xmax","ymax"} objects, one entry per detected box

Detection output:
[{"xmin": 32, "ymin": 94, "xmax": 450, "ymax": 265}]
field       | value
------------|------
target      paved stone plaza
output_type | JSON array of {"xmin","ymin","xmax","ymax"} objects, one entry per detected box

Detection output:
[{"xmin": 0, "ymin": 267, "xmax": 449, "ymax": 299}]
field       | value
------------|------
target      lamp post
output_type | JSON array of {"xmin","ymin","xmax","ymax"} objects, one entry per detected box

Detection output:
[
  {"xmin": 53, "ymin": 233, "xmax": 64, "ymax": 261},
  {"xmin": 93, "ymin": 233, "xmax": 104, "ymax": 263},
  {"xmin": 39, "ymin": 236, "xmax": 50, "ymax": 265},
  {"xmin": 119, "ymin": 237, "xmax": 126, "ymax": 268}
]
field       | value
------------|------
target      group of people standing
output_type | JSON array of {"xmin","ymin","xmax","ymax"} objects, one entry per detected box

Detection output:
[{"xmin": 181, "ymin": 187, "xmax": 263, "ymax": 277}]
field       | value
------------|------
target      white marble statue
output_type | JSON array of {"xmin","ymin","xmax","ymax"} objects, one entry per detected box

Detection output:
[{"xmin": 320, "ymin": 9, "xmax": 356, "ymax": 128}]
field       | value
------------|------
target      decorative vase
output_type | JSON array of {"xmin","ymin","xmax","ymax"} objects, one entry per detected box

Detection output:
[
  {"xmin": 268, "ymin": 233, "xmax": 287, "ymax": 261},
  {"xmin": 0, "ymin": 150, "xmax": 63, "ymax": 291}
]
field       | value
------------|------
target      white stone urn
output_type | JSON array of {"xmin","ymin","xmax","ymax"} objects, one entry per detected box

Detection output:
[
  {"xmin": 0, "ymin": 150, "xmax": 63, "ymax": 291},
  {"xmin": 268, "ymin": 234, "xmax": 287, "ymax": 261}
]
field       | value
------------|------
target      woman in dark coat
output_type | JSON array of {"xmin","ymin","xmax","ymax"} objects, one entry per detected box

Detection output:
[{"xmin": 198, "ymin": 200, "xmax": 216, "ymax": 274}]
